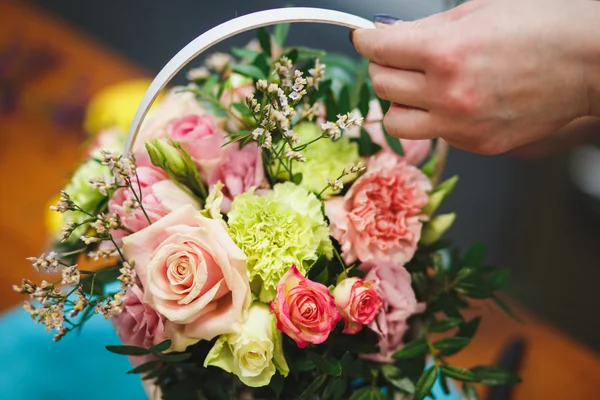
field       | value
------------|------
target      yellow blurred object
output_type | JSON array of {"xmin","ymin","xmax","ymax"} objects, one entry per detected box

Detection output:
[
  {"xmin": 84, "ymin": 78, "xmax": 159, "ymax": 135},
  {"xmin": 45, "ymin": 194, "xmax": 63, "ymax": 238}
]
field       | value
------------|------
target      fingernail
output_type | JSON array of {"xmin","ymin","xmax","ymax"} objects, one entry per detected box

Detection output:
[
  {"xmin": 349, "ymin": 29, "xmax": 355, "ymax": 45},
  {"xmin": 373, "ymin": 14, "xmax": 401, "ymax": 24}
]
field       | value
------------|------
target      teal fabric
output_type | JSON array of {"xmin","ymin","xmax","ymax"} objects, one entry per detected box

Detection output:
[{"xmin": 0, "ymin": 307, "xmax": 459, "ymax": 399}]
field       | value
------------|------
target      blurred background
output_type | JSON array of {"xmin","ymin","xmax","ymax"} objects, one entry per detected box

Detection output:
[{"xmin": 1, "ymin": 0, "xmax": 600, "ymax": 398}]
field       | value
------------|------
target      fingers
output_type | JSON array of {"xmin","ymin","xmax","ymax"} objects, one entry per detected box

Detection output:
[
  {"xmin": 352, "ymin": 23, "xmax": 429, "ymax": 70},
  {"xmin": 383, "ymin": 104, "xmax": 438, "ymax": 140},
  {"xmin": 369, "ymin": 63, "xmax": 428, "ymax": 109}
]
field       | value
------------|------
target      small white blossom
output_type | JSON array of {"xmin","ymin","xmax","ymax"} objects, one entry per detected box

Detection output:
[
  {"xmin": 205, "ymin": 52, "xmax": 232, "ymax": 72},
  {"xmin": 256, "ymin": 79, "xmax": 268, "ymax": 91},
  {"xmin": 186, "ymin": 66, "xmax": 210, "ymax": 81},
  {"xmin": 285, "ymin": 149, "xmax": 306, "ymax": 163},
  {"xmin": 321, "ymin": 121, "xmax": 342, "ymax": 140},
  {"xmin": 49, "ymin": 191, "xmax": 73, "ymax": 213},
  {"xmin": 262, "ymin": 133, "xmax": 273, "ymax": 149},
  {"xmin": 289, "ymin": 91, "xmax": 302, "ymax": 102},
  {"xmin": 80, "ymin": 235, "xmax": 101, "ymax": 245},
  {"xmin": 252, "ymin": 128, "xmax": 265, "ymax": 139},
  {"xmin": 61, "ymin": 265, "xmax": 80, "ymax": 285},
  {"xmin": 267, "ymin": 83, "xmax": 279, "ymax": 94},
  {"xmin": 27, "ymin": 251, "xmax": 59, "ymax": 272},
  {"xmin": 326, "ymin": 177, "xmax": 344, "ymax": 191},
  {"xmin": 344, "ymin": 162, "xmax": 367, "ymax": 175}
]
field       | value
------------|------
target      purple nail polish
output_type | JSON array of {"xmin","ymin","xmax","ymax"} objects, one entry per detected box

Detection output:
[{"xmin": 373, "ymin": 14, "xmax": 401, "ymax": 24}]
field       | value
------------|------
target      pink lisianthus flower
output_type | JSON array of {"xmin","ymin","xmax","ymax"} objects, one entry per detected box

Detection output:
[
  {"xmin": 361, "ymin": 261, "xmax": 425, "ymax": 363},
  {"xmin": 333, "ymin": 277, "xmax": 383, "ymax": 334},
  {"xmin": 208, "ymin": 143, "xmax": 265, "ymax": 213},
  {"xmin": 362, "ymin": 100, "xmax": 431, "ymax": 165},
  {"xmin": 108, "ymin": 166, "xmax": 200, "ymax": 239},
  {"xmin": 122, "ymin": 205, "xmax": 251, "ymax": 351},
  {"xmin": 270, "ymin": 265, "xmax": 340, "ymax": 348},
  {"xmin": 325, "ymin": 153, "xmax": 432, "ymax": 265},
  {"xmin": 112, "ymin": 284, "xmax": 167, "ymax": 366}
]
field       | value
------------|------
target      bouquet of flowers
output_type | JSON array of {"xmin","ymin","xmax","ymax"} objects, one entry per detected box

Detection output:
[{"xmin": 16, "ymin": 23, "xmax": 520, "ymax": 400}]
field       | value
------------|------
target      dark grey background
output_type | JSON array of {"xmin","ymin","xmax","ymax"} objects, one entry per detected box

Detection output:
[{"xmin": 29, "ymin": 0, "xmax": 600, "ymax": 352}]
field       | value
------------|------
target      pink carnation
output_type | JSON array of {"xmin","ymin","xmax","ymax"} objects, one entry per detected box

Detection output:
[
  {"xmin": 325, "ymin": 153, "xmax": 431, "ymax": 265},
  {"xmin": 112, "ymin": 284, "xmax": 167, "ymax": 366},
  {"xmin": 361, "ymin": 261, "xmax": 425, "ymax": 363},
  {"xmin": 270, "ymin": 265, "xmax": 340, "ymax": 348},
  {"xmin": 208, "ymin": 143, "xmax": 265, "ymax": 213},
  {"xmin": 108, "ymin": 166, "xmax": 200, "ymax": 236}
]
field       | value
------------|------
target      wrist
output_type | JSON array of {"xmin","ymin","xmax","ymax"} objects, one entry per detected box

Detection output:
[{"xmin": 579, "ymin": 1, "xmax": 600, "ymax": 116}]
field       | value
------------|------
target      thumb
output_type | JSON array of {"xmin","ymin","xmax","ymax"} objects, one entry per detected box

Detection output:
[{"xmin": 373, "ymin": 14, "xmax": 403, "ymax": 28}]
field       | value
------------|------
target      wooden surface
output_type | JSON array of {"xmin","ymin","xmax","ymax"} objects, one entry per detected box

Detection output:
[{"xmin": 1, "ymin": 1, "xmax": 599, "ymax": 399}]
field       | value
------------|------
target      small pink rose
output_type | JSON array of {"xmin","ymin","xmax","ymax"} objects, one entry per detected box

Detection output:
[
  {"xmin": 333, "ymin": 277, "xmax": 383, "ymax": 334},
  {"xmin": 108, "ymin": 166, "xmax": 200, "ymax": 235},
  {"xmin": 361, "ymin": 260, "xmax": 425, "ymax": 363},
  {"xmin": 122, "ymin": 205, "xmax": 251, "ymax": 346},
  {"xmin": 208, "ymin": 143, "xmax": 265, "ymax": 213},
  {"xmin": 112, "ymin": 284, "xmax": 167, "ymax": 366},
  {"xmin": 167, "ymin": 114, "xmax": 224, "ymax": 165},
  {"xmin": 325, "ymin": 153, "xmax": 431, "ymax": 265},
  {"xmin": 270, "ymin": 265, "xmax": 340, "ymax": 348}
]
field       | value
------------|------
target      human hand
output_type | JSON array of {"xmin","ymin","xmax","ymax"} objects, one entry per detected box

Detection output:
[{"xmin": 352, "ymin": 0, "xmax": 600, "ymax": 154}]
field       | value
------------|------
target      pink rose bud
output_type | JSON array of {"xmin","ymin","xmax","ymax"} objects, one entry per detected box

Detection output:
[
  {"xmin": 333, "ymin": 277, "xmax": 383, "ymax": 334},
  {"xmin": 270, "ymin": 265, "xmax": 340, "ymax": 348}
]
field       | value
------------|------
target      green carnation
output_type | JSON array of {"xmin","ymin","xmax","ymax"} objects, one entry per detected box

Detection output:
[
  {"xmin": 62, "ymin": 160, "xmax": 110, "ymax": 241},
  {"xmin": 279, "ymin": 123, "xmax": 361, "ymax": 199},
  {"xmin": 228, "ymin": 182, "xmax": 333, "ymax": 301}
]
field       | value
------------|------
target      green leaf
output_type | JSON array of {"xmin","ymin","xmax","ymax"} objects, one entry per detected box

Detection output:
[
  {"xmin": 378, "ymin": 98, "xmax": 391, "ymax": 114},
  {"xmin": 325, "ymin": 88, "xmax": 339, "ymax": 122},
  {"xmin": 230, "ymin": 47, "xmax": 262, "ymax": 62},
  {"xmin": 338, "ymin": 85, "xmax": 351, "ymax": 114},
  {"xmin": 202, "ymin": 74, "xmax": 220, "ymax": 93},
  {"xmin": 421, "ymin": 156, "xmax": 437, "ymax": 178},
  {"xmin": 142, "ymin": 367, "xmax": 166, "ymax": 381},
  {"xmin": 392, "ymin": 339, "xmax": 428, "ymax": 359},
  {"xmin": 292, "ymin": 173, "xmax": 303, "ymax": 185},
  {"xmin": 358, "ymin": 82, "xmax": 370, "ymax": 118},
  {"xmin": 429, "ymin": 317, "xmax": 463, "ymax": 333},
  {"xmin": 161, "ymin": 353, "xmax": 192, "ymax": 363},
  {"xmin": 434, "ymin": 337, "xmax": 471, "ymax": 356},
  {"xmin": 383, "ymin": 124, "xmax": 405, "ymax": 156},
  {"xmin": 105, "ymin": 345, "xmax": 150, "ymax": 356},
  {"xmin": 414, "ymin": 365, "xmax": 438, "ymax": 400},
  {"xmin": 471, "ymin": 365, "xmax": 522, "ymax": 386},
  {"xmin": 463, "ymin": 243, "xmax": 487, "ymax": 266},
  {"xmin": 289, "ymin": 46, "xmax": 327, "ymax": 61},
  {"xmin": 150, "ymin": 339, "xmax": 172, "ymax": 353},
  {"xmin": 269, "ymin": 372, "xmax": 285, "ymax": 397},
  {"xmin": 127, "ymin": 360, "xmax": 159, "ymax": 374},
  {"xmin": 232, "ymin": 102, "xmax": 253, "ymax": 119},
  {"xmin": 458, "ymin": 317, "xmax": 482, "ymax": 338},
  {"xmin": 462, "ymin": 382, "xmax": 479, "ymax": 400},
  {"xmin": 381, "ymin": 364, "xmax": 416, "ymax": 393},
  {"xmin": 253, "ymin": 52, "xmax": 270, "ymax": 76},
  {"xmin": 230, "ymin": 63, "xmax": 267, "ymax": 80},
  {"xmin": 257, "ymin": 27, "xmax": 271, "ymax": 56},
  {"xmin": 354, "ymin": 127, "xmax": 382, "ymax": 157},
  {"xmin": 440, "ymin": 365, "xmax": 479, "ymax": 382},
  {"xmin": 293, "ymin": 356, "xmax": 317, "ymax": 372},
  {"xmin": 300, "ymin": 374, "xmax": 327, "ymax": 398},
  {"xmin": 489, "ymin": 269, "xmax": 510, "ymax": 291},
  {"xmin": 492, "ymin": 295, "xmax": 523, "ymax": 323},
  {"xmin": 325, "ymin": 357, "xmax": 342, "ymax": 377},
  {"xmin": 456, "ymin": 267, "xmax": 477, "ymax": 282},
  {"xmin": 274, "ymin": 23, "xmax": 290, "ymax": 47},
  {"xmin": 323, "ymin": 377, "xmax": 347, "ymax": 400}
]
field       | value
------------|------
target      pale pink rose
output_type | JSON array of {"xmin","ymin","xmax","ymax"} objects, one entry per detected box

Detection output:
[
  {"xmin": 122, "ymin": 205, "xmax": 251, "ymax": 348},
  {"xmin": 167, "ymin": 114, "xmax": 225, "ymax": 173},
  {"xmin": 355, "ymin": 100, "xmax": 431, "ymax": 165},
  {"xmin": 325, "ymin": 153, "xmax": 432, "ymax": 265},
  {"xmin": 108, "ymin": 166, "xmax": 200, "ymax": 236},
  {"xmin": 361, "ymin": 260, "xmax": 425, "ymax": 363},
  {"xmin": 270, "ymin": 265, "xmax": 340, "ymax": 348},
  {"xmin": 333, "ymin": 277, "xmax": 383, "ymax": 335},
  {"xmin": 112, "ymin": 284, "xmax": 167, "ymax": 366},
  {"xmin": 208, "ymin": 143, "xmax": 265, "ymax": 213},
  {"xmin": 133, "ymin": 89, "xmax": 207, "ymax": 154}
]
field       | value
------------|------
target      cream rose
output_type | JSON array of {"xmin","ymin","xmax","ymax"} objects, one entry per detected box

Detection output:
[{"xmin": 122, "ymin": 205, "xmax": 251, "ymax": 348}]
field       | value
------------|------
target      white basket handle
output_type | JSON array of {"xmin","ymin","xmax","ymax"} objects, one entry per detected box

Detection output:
[{"xmin": 124, "ymin": 7, "xmax": 375, "ymax": 153}]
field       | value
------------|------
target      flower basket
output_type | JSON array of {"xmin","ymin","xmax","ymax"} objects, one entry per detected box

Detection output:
[{"xmin": 16, "ymin": 7, "xmax": 520, "ymax": 400}]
